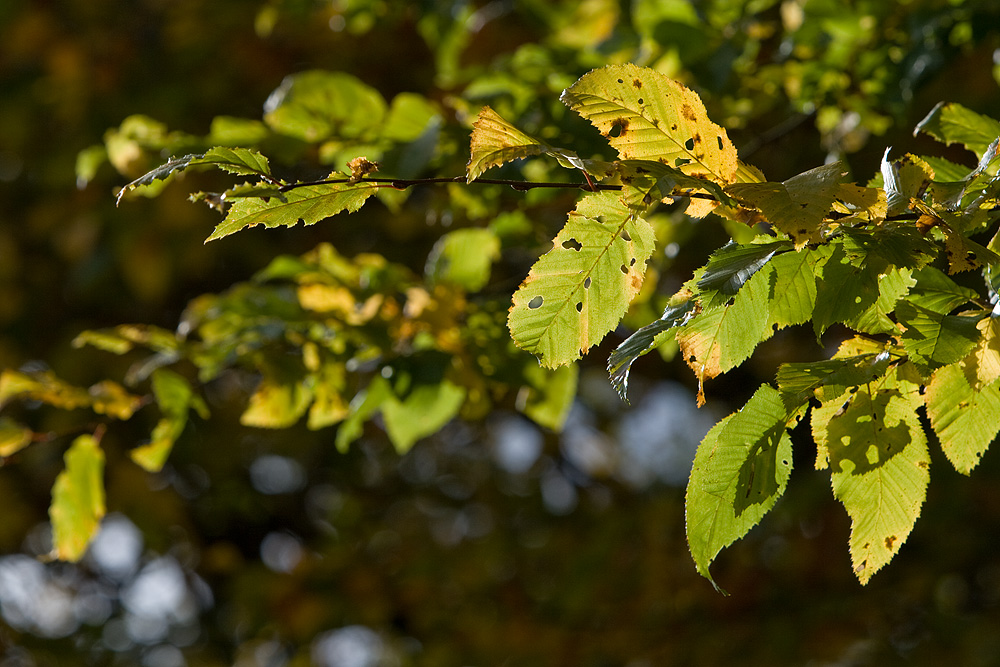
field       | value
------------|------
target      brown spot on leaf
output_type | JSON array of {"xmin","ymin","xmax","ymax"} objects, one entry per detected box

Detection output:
[
  {"xmin": 885, "ymin": 535, "xmax": 897, "ymax": 550},
  {"xmin": 633, "ymin": 78, "xmax": 642, "ymax": 88},
  {"xmin": 608, "ymin": 118, "xmax": 629, "ymax": 138},
  {"xmin": 681, "ymin": 104, "xmax": 697, "ymax": 121}
]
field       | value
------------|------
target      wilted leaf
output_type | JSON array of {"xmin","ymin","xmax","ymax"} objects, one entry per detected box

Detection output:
[{"xmin": 50, "ymin": 434, "xmax": 106, "ymax": 562}]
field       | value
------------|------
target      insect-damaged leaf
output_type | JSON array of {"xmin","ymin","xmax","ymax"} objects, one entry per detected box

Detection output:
[
  {"xmin": 508, "ymin": 191, "xmax": 655, "ymax": 368},
  {"xmin": 811, "ymin": 371, "xmax": 929, "ymax": 584},
  {"xmin": 206, "ymin": 177, "xmax": 380, "ymax": 241},
  {"xmin": 50, "ymin": 434, "xmax": 106, "ymax": 562},
  {"xmin": 560, "ymin": 64, "xmax": 739, "ymax": 186},
  {"xmin": 686, "ymin": 385, "xmax": 795, "ymax": 591}
]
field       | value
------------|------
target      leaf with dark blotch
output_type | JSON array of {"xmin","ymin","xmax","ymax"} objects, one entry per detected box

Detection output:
[{"xmin": 608, "ymin": 298, "xmax": 695, "ymax": 401}]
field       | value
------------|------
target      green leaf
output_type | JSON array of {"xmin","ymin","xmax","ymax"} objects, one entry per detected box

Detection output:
[
  {"xmin": 896, "ymin": 301, "xmax": 981, "ymax": 369},
  {"xmin": 914, "ymin": 101, "xmax": 1000, "ymax": 159},
  {"xmin": 336, "ymin": 376, "xmax": 393, "ymax": 453},
  {"xmin": 263, "ymin": 70, "xmax": 387, "ymax": 142},
  {"xmin": 50, "ymin": 434, "xmax": 106, "ymax": 562},
  {"xmin": 812, "ymin": 241, "xmax": 882, "ymax": 337},
  {"xmin": 382, "ymin": 380, "xmax": 466, "ymax": 453},
  {"xmin": 206, "ymin": 178, "xmax": 380, "ymax": 241},
  {"xmin": 207, "ymin": 116, "xmax": 270, "ymax": 145},
  {"xmin": 131, "ymin": 369, "xmax": 208, "ymax": 473},
  {"xmin": 116, "ymin": 154, "xmax": 200, "ymax": 205},
  {"xmin": 880, "ymin": 151, "xmax": 934, "ymax": 216},
  {"xmin": 519, "ymin": 363, "xmax": 578, "ymax": 431},
  {"xmin": 845, "ymin": 267, "xmax": 915, "ymax": 336},
  {"xmin": 777, "ymin": 352, "xmax": 891, "ymax": 409},
  {"xmin": 425, "ymin": 228, "xmax": 501, "ymax": 292},
  {"xmin": 677, "ymin": 261, "xmax": 771, "ymax": 405},
  {"xmin": 608, "ymin": 297, "xmax": 696, "ymax": 401},
  {"xmin": 818, "ymin": 375, "xmax": 929, "ymax": 584},
  {"xmin": 196, "ymin": 146, "xmax": 272, "ymax": 178},
  {"xmin": 686, "ymin": 385, "xmax": 795, "ymax": 591},
  {"xmin": 508, "ymin": 191, "xmax": 656, "ymax": 368},
  {"xmin": 0, "ymin": 370, "xmax": 141, "ymax": 419},
  {"xmin": 925, "ymin": 363, "xmax": 1000, "ymax": 475},
  {"xmin": 696, "ymin": 240, "xmax": 789, "ymax": 308},
  {"xmin": 907, "ymin": 265, "xmax": 978, "ymax": 314},
  {"xmin": 615, "ymin": 159, "xmax": 737, "ymax": 211},
  {"xmin": 765, "ymin": 245, "xmax": 824, "ymax": 330},
  {"xmin": 560, "ymin": 64, "xmax": 739, "ymax": 185}
]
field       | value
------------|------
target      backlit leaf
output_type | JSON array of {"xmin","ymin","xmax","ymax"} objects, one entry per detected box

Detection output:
[
  {"xmin": 50, "ymin": 434, "xmax": 106, "ymax": 562},
  {"xmin": 131, "ymin": 369, "xmax": 208, "ymax": 473},
  {"xmin": 560, "ymin": 64, "xmax": 739, "ymax": 185},
  {"xmin": 765, "ymin": 245, "xmax": 825, "ymax": 330},
  {"xmin": 466, "ymin": 106, "xmax": 549, "ymax": 182},
  {"xmin": 896, "ymin": 301, "xmax": 981, "ymax": 370},
  {"xmin": 677, "ymin": 262, "xmax": 771, "ymax": 405},
  {"xmin": 0, "ymin": 418, "xmax": 32, "ymax": 457},
  {"xmin": 925, "ymin": 363, "xmax": 1000, "ymax": 475},
  {"xmin": 425, "ymin": 227, "xmax": 501, "ymax": 292},
  {"xmin": 914, "ymin": 101, "xmax": 1000, "ymax": 159},
  {"xmin": 696, "ymin": 240, "xmax": 789, "ymax": 308},
  {"xmin": 263, "ymin": 70, "xmax": 387, "ymax": 142},
  {"xmin": 207, "ymin": 178, "xmax": 380, "ymax": 241},
  {"xmin": 963, "ymin": 317, "xmax": 1000, "ymax": 388},
  {"xmin": 814, "ymin": 372, "xmax": 929, "ymax": 584},
  {"xmin": 509, "ymin": 191, "xmax": 656, "ymax": 368},
  {"xmin": 519, "ymin": 363, "xmax": 578, "ymax": 431},
  {"xmin": 382, "ymin": 380, "xmax": 466, "ymax": 453},
  {"xmin": 686, "ymin": 385, "xmax": 794, "ymax": 591}
]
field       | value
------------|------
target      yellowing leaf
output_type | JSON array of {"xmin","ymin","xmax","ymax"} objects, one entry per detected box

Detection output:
[
  {"xmin": 963, "ymin": 317, "xmax": 1000, "ymax": 388},
  {"xmin": 508, "ymin": 191, "xmax": 656, "ymax": 368},
  {"xmin": 466, "ymin": 106, "xmax": 549, "ymax": 182},
  {"xmin": 50, "ymin": 434, "xmax": 106, "ymax": 562},
  {"xmin": 131, "ymin": 369, "xmax": 208, "ymax": 473},
  {"xmin": 816, "ymin": 373, "xmax": 929, "ymax": 584},
  {"xmin": 560, "ymin": 64, "xmax": 739, "ymax": 185},
  {"xmin": 241, "ymin": 374, "xmax": 314, "ymax": 428},
  {"xmin": 926, "ymin": 363, "xmax": 1000, "ymax": 475},
  {"xmin": 0, "ymin": 418, "xmax": 32, "ymax": 457}
]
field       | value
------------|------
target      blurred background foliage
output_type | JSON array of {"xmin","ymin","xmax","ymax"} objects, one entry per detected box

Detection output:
[{"xmin": 3, "ymin": 0, "xmax": 1000, "ymax": 665}]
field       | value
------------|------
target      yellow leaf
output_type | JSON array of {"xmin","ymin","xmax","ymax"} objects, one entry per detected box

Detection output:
[
  {"xmin": 466, "ymin": 106, "xmax": 548, "ymax": 182},
  {"xmin": 50, "ymin": 434, "xmax": 106, "ymax": 562}
]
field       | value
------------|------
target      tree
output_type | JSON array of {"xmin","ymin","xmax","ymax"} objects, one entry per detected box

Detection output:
[{"xmin": 4, "ymin": 1, "xmax": 1000, "ymax": 665}]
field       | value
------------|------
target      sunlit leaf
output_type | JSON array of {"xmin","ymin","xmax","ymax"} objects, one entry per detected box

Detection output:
[
  {"xmin": 263, "ymin": 70, "xmax": 387, "ymax": 142},
  {"xmin": 896, "ymin": 301, "xmax": 981, "ymax": 370},
  {"xmin": 925, "ymin": 363, "xmax": 1000, "ymax": 475},
  {"xmin": 425, "ymin": 227, "xmax": 501, "ymax": 292},
  {"xmin": 466, "ymin": 106, "xmax": 549, "ymax": 182},
  {"xmin": 907, "ymin": 266, "xmax": 978, "ymax": 314},
  {"xmin": 777, "ymin": 352, "xmax": 891, "ymax": 409},
  {"xmin": 963, "ymin": 317, "xmax": 1000, "ymax": 388},
  {"xmin": 765, "ymin": 245, "xmax": 825, "ymax": 330},
  {"xmin": 696, "ymin": 240, "xmax": 789, "ymax": 308},
  {"xmin": 50, "ymin": 434, "xmax": 106, "ymax": 562},
  {"xmin": 116, "ymin": 154, "xmax": 200, "ymax": 205},
  {"xmin": 914, "ymin": 101, "xmax": 1000, "ymax": 159},
  {"xmin": 382, "ymin": 380, "xmax": 466, "ymax": 453},
  {"xmin": 241, "ymin": 370, "xmax": 314, "ymax": 429},
  {"xmin": 686, "ymin": 385, "xmax": 795, "ymax": 591},
  {"xmin": 677, "ymin": 262, "xmax": 771, "ymax": 405},
  {"xmin": 814, "ymin": 372, "xmax": 928, "ymax": 584},
  {"xmin": 561, "ymin": 64, "xmax": 739, "ymax": 185},
  {"xmin": 207, "ymin": 177, "xmax": 380, "ymax": 241},
  {"xmin": 0, "ymin": 370, "xmax": 140, "ymax": 419},
  {"xmin": 508, "ymin": 191, "xmax": 656, "ymax": 368},
  {"xmin": 0, "ymin": 418, "xmax": 33, "ymax": 458}
]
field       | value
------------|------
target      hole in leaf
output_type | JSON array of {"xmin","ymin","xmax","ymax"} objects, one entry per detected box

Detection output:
[
  {"xmin": 633, "ymin": 78, "xmax": 642, "ymax": 88},
  {"xmin": 576, "ymin": 302, "xmax": 583, "ymax": 312},
  {"xmin": 528, "ymin": 296, "xmax": 543, "ymax": 309},
  {"xmin": 637, "ymin": 98, "xmax": 644, "ymax": 105},
  {"xmin": 630, "ymin": 258, "xmax": 636, "ymax": 266},
  {"xmin": 617, "ymin": 78, "xmax": 624, "ymax": 83},
  {"xmin": 675, "ymin": 158, "xmax": 691, "ymax": 167},
  {"xmin": 584, "ymin": 277, "xmax": 592, "ymax": 289},
  {"xmin": 608, "ymin": 119, "xmax": 629, "ymax": 138},
  {"xmin": 621, "ymin": 230, "xmax": 631, "ymax": 241},
  {"xmin": 562, "ymin": 238, "xmax": 583, "ymax": 251},
  {"xmin": 685, "ymin": 137, "xmax": 695, "ymax": 151},
  {"xmin": 620, "ymin": 265, "xmax": 628, "ymax": 274},
  {"xmin": 718, "ymin": 136, "xmax": 724, "ymax": 150}
]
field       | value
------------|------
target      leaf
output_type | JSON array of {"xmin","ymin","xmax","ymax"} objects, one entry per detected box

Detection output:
[
  {"xmin": 812, "ymin": 241, "xmax": 882, "ymax": 337},
  {"xmin": 508, "ymin": 191, "xmax": 656, "ymax": 368},
  {"xmin": 466, "ymin": 106, "xmax": 549, "ymax": 182},
  {"xmin": 560, "ymin": 64, "xmax": 739, "ymax": 185},
  {"xmin": 241, "ymin": 372, "xmax": 314, "ymax": 429},
  {"xmin": 263, "ymin": 70, "xmax": 387, "ymax": 142},
  {"xmin": 615, "ymin": 159, "xmax": 736, "ymax": 211},
  {"xmin": 777, "ymin": 352, "xmax": 891, "ymax": 409},
  {"xmin": 696, "ymin": 240, "xmax": 789, "ymax": 308},
  {"xmin": 197, "ymin": 146, "xmax": 273, "ymax": 178},
  {"xmin": 726, "ymin": 163, "xmax": 845, "ymax": 247},
  {"xmin": 0, "ymin": 418, "xmax": 33, "ymax": 457},
  {"xmin": 0, "ymin": 370, "xmax": 141, "ymax": 418},
  {"xmin": 963, "ymin": 317, "xmax": 1000, "ymax": 388},
  {"xmin": 425, "ymin": 227, "xmax": 501, "ymax": 292},
  {"xmin": 335, "ymin": 376, "xmax": 393, "ymax": 453},
  {"xmin": 914, "ymin": 101, "xmax": 1000, "ymax": 159},
  {"xmin": 677, "ymin": 261, "xmax": 772, "ymax": 405},
  {"xmin": 814, "ymin": 372, "xmax": 929, "ymax": 583},
  {"xmin": 896, "ymin": 301, "xmax": 981, "ymax": 370},
  {"xmin": 131, "ymin": 369, "xmax": 208, "ymax": 473},
  {"xmin": 925, "ymin": 363, "xmax": 1000, "ymax": 475},
  {"xmin": 880, "ymin": 151, "xmax": 934, "ymax": 216},
  {"xmin": 608, "ymin": 296, "xmax": 696, "ymax": 401},
  {"xmin": 686, "ymin": 385, "xmax": 795, "ymax": 591},
  {"xmin": 206, "ymin": 178, "xmax": 380, "ymax": 241},
  {"xmin": 519, "ymin": 363, "xmax": 578, "ymax": 431},
  {"xmin": 907, "ymin": 265, "xmax": 978, "ymax": 314},
  {"xmin": 766, "ymin": 245, "xmax": 824, "ymax": 330},
  {"xmin": 116, "ymin": 154, "xmax": 200, "ymax": 205},
  {"xmin": 382, "ymin": 380, "xmax": 466, "ymax": 453},
  {"xmin": 844, "ymin": 267, "xmax": 915, "ymax": 336},
  {"xmin": 49, "ymin": 434, "xmax": 106, "ymax": 562}
]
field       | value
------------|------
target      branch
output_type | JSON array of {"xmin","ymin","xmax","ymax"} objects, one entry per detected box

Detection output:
[{"xmin": 278, "ymin": 176, "xmax": 623, "ymax": 193}]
